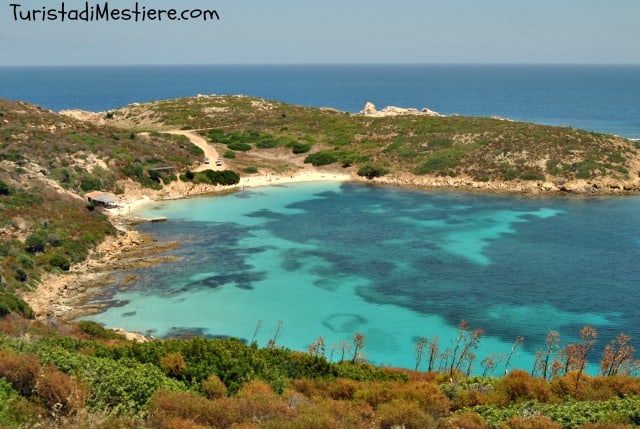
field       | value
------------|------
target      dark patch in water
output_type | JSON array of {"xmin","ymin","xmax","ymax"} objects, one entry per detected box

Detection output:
[
  {"xmin": 323, "ymin": 313, "xmax": 367, "ymax": 333},
  {"xmin": 163, "ymin": 327, "xmax": 248, "ymax": 343},
  {"xmin": 122, "ymin": 311, "xmax": 137, "ymax": 317},
  {"xmin": 182, "ymin": 271, "xmax": 267, "ymax": 291},
  {"xmin": 165, "ymin": 327, "xmax": 209, "ymax": 338}
]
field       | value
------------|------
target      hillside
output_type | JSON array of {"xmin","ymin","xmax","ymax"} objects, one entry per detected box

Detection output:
[
  {"xmin": 3, "ymin": 96, "xmax": 640, "ymax": 427},
  {"xmin": 79, "ymin": 94, "xmax": 640, "ymax": 194}
]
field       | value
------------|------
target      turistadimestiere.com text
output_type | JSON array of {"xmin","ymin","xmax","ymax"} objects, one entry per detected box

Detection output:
[{"xmin": 9, "ymin": 2, "xmax": 220, "ymax": 22}]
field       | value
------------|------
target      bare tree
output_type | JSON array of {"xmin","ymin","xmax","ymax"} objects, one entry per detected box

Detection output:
[
  {"xmin": 352, "ymin": 333, "xmax": 365, "ymax": 363},
  {"xmin": 600, "ymin": 333, "xmax": 635, "ymax": 376},
  {"xmin": 427, "ymin": 336, "xmax": 440, "ymax": 373},
  {"xmin": 573, "ymin": 326, "xmax": 597, "ymax": 394},
  {"xmin": 503, "ymin": 336, "xmax": 524, "ymax": 375},
  {"xmin": 308, "ymin": 336, "xmax": 326, "ymax": 358},
  {"xmin": 414, "ymin": 337, "xmax": 427, "ymax": 371},
  {"xmin": 535, "ymin": 331, "xmax": 560, "ymax": 380}
]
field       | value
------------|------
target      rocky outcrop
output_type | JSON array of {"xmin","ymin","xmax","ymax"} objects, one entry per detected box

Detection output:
[{"xmin": 360, "ymin": 102, "xmax": 443, "ymax": 117}]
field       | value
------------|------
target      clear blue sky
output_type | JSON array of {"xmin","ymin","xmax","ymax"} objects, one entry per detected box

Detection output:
[{"xmin": 2, "ymin": 0, "xmax": 639, "ymax": 65}]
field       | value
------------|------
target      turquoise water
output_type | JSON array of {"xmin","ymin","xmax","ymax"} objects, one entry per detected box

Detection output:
[{"xmin": 84, "ymin": 183, "xmax": 640, "ymax": 374}]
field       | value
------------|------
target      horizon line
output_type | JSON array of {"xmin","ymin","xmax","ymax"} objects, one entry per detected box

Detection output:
[{"xmin": 2, "ymin": 62, "xmax": 640, "ymax": 68}]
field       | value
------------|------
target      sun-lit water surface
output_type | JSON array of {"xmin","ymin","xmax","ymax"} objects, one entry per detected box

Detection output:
[{"xmin": 83, "ymin": 183, "xmax": 640, "ymax": 374}]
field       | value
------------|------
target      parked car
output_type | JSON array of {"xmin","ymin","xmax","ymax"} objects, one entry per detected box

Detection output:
[
  {"xmin": 204, "ymin": 157, "xmax": 210, "ymax": 164},
  {"xmin": 215, "ymin": 159, "xmax": 223, "ymax": 166}
]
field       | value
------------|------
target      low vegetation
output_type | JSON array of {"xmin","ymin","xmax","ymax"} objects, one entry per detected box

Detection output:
[{"xmin": 1, "ymin": 315, "xmax": 640, "ymax": 427}]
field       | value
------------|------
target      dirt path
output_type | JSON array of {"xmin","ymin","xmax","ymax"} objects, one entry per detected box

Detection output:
[{"xmin": 165, "ymin": 130, "xmax": 222, "ymax": 172}]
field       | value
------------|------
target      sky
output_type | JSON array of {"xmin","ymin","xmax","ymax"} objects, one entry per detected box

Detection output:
[{"xmin": 1, "ymin": 0, "xmax": 640, "ymax": 66}]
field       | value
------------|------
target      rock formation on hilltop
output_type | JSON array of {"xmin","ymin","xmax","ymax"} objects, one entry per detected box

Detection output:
[{"xmin": 360, "ymin": 101, "xmax": 443, "ymax": 117}]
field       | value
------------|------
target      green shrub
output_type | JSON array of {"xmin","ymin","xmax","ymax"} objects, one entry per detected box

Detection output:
[
  {"xmin": 0, "ymin": 178, "xmax": 11, "ymax": 195},
  {"xmin": 0, "ymin": 378, "xmax": 30, "ymax": 428},
  {"xmin": 256, "ymin": 139, "xmax": 278, "ymax": 149},
  {"xmin": 415, "ymin": 149, "xmax": 464, "ymax": 175},
  {"xmin": 290, "ymin": 142, "xmax": 312, "ymax": 154},
  {"xmin": 576, "ymin": 160, "xmax": 601, "ymax": 179},
  {"xmin": 357, "ymin": 164, "xmax": 389, "ymax": 179},
  {"xmin": 188, "ymin": 144, "xmax": 204, "ymax": 156},
  {"xmin": 0, "ymin": 240, "xmax": 12, "ymax": 257},
  {"xmin": 243, "ymin": 166, "xmax": 259, "ymax": 174},
  {"xmin": 227, "ymin": 142, "xmax": 252, "ymax": 151},
  {"xmin": 162, "ymin": 174, "xmax": 178, "ymax": 185},
  {"xmin": 520, "ymin": 171, "xmax": 546, "ymax": 181},
  {"xmin": 77, "ymin": 320, "xmax": 125, "ymax": 340},
  {"xmin": 202, "ymin": 170, "xmax": 241, "ymax": 186},
  {"xmin": 79, "ymin": 175, "xmax": 102, "ymax": 192},
  {"xmin": 304, "ymin": 151, "xmax": 339, "ymax": 167},
  {"xmin": 14, "ymin": 268, "xmax": 28, "ymax": 282},
  {"xmin": 0, "ymin": 292, "xmax": 34, "ymax": 318},
  {"xmin": 48, "ymin": 253, "xmax": 71, "ymax": 271},
  {"xmin": 25, "ymin": 234, "xmax": 46, "ymax": 254},
  {"xmin": 17, "ymin": 254, "xmax": 34, "ymax": 269},
  {"xmin": 223, "ymin": 150, "xmax": 236, "ymax": 159}
]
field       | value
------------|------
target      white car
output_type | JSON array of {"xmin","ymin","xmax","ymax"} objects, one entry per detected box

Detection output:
[
  {"xmin": 215, "ymin": 159, "xmax": 223, "ymax": 166},
  {"xmin": 204, "ymin": 157, "xmax": 210, "ymax": 164}
]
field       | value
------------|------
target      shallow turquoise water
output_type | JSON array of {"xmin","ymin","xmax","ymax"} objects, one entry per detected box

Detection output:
[{"xmin": 84, "ymin": 183, "xmax": 640, "ymax": 374}]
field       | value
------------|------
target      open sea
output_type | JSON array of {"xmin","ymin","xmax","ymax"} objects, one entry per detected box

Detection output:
[
  {"xmin": 1, "ymin": 64, "xmax": 640, "ymax": 138},
  {"xmin": 2, "ymin": 64, "xmax": 640, "ymax": 373}
]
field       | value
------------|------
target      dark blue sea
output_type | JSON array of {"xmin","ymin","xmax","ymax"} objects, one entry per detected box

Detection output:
[{"xmin": 1, "ymin": 64, "xmax": 639, "ymax": 138}]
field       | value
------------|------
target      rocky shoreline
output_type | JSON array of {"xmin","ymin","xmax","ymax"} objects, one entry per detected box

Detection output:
[{"xmin": 21, "ymin": 220, "xmax": 180, "ymax": 327}]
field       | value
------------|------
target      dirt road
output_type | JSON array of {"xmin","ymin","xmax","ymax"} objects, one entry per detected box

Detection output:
[{"xmin": 165, "ymin": 130, "xmax": 222, "ymax": 171}]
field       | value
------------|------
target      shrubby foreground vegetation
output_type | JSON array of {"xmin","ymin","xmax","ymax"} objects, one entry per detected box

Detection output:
[{"xmin": 1, "ymin": 316, "xmax": 640, "ymax": 428}]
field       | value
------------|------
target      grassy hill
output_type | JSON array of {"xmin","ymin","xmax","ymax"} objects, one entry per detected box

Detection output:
[
  {"xmin": 99, "ymin": 95, "xmax": 640, "ymax": 192},
  {"xmin": 2, "ymin": 96, "xmax": 640, "ymax": 427}
]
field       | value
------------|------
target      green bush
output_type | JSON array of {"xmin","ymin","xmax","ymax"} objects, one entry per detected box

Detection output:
[
  {"xmin": 187, "ymin": 144, "xmax": 204, "ymax": 156},
  {"xmin": 304, "ymin": 151, "xmax": 339, "ymax": 167},
  {"xmin": 162, "ymin": 174, "xmax": 178, "ymax": 185},
  {"xmin": 203, "ymin": 170, "xmax": 241, "ymax": 186},
  {"xmin": 290, "ymin": 142, "xmax": 312, "ymax": 154},
  {"xmin": 77, "ymin": 320, "xmax": 125, "ymax": 340},
  {"xmin": 243, "ymin": 166, "xmax": 259, "ymax": 174},
  {"xmin": 415, "ymin": 149, "xmax": 464, "ymax": 175},
  {"xmin": 357, "ymin": 164, "xmax": 389, "ymax": 179},
  {"xmin": 227, "ymin": 142, "xmax": 252, "ymax": 151},
  {"xmin": 0, "ymin": 378, "xmax": 29, "ymax": 428},
  {"xmin": 520, "ymin": 171, "xmax": 546, "ymax": 181},
  {"xmin": 17, "ymin": 254, "xmax": 34, "ymax": 269},
  {"xmin": 223, "ymin": 150, "xmax": 237, "ymax": 159},
  {"xmin": 25, "ymin": 234, "xmax": 46, "ymax": 254},
  {"xmin": 0, "ymin": 178, "xmax": 11, "ymax": 195},
  {"xmin": 0, "ymin": 240, "xmax": 12, "ymax": 257},
  {"xmin": 14, "ymin": 268, "xmax": 28, "ymax": 282},
  {"xmin": 256, "ymin": 139, "xmax": 278, "ymax": 149},
  {"xmin": 79, "ymin": 175, "xmax": 102, "ymax": 192},
  {"xmin": 0, "ymin": 292, "xmax": 34, "ymax": 318},
  {"xmin": 48, "ymin": 253, "xmax": 71, "ymax": 271}
]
